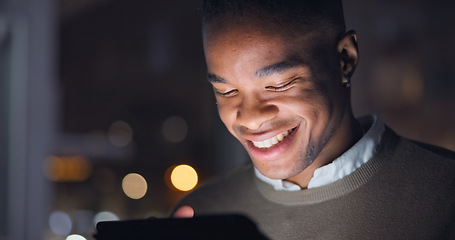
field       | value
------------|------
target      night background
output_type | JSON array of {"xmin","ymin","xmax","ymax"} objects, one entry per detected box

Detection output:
[{"xmin": 1, "ymin": 0, "xmax": 454, "ymax": 239}]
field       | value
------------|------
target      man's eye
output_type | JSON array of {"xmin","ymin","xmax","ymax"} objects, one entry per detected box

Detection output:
[
  {"xmin": 215, "ymin": 89, "xmax": 238, "ymax": 97},
  {"xmin": 266, "ymin": 79, "xmax": 297, "ymax": 91}
]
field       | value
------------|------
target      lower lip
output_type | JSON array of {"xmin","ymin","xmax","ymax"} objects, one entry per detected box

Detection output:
[{"xmin": 247, "ymin": 125, "xmax": 299, "ymax": 162}]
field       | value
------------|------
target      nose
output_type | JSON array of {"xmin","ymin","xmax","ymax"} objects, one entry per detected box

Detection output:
[{"xmin": 236, "ymin": 95, "xmax": 278, "ymax": 130}]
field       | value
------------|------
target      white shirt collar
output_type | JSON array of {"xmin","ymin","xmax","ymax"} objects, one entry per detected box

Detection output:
[{"xmin": 254, "ymin": 115, "xmax": 385, "ymax": 191}]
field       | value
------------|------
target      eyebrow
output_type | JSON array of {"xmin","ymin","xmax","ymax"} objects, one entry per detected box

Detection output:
[
  {"xmin": 207, "ymin": 59, "xmax": 305, "ymax": 83},
  {"xmin": 207, "ymin": 73, "xmax": 226, "ymax": 83},
  {"xmin": 255, "ymin": 61, "xmax": 302, "ymax": 78}
]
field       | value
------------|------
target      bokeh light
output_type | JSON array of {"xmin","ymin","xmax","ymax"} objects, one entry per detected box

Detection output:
[
  {"xmin": 170, "ymin": 164, "xmax": 198, "ymax": 191},
  {"xmin": 66, "ymin": 234, "xmax": 87, "ymax": 240},
  {"xmin": 108, "ymin": 120, "xmax": 133, "ymax": 147},
  {"xmin": 49, "ymin": 211, "xmax": 72, "ymax": 236},
  {"xmin": 44, "ymin": 156, "xmax": 92, "ymax": 182},
  {"xmin": 72, "ymin": 210, "xmax": 95, "ymax": 235},
  {"xmin": 93, "ymin": 211, "xmax": 119, "ymax": 226},
  {"xmin": 402, "ymin": 67, "xmax": 424, "ymax": 105},
  {"xmin": 162, "ymin": 116, "xmax": 188, "ymax": 143},
  {"xmin": 122, "ymin": 173, "xmax": 148, "ymax": 199}
]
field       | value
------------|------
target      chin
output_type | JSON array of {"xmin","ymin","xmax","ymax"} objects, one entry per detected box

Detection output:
[{"xmin": 253, "ymin": 158, "xmax": 304, "ymax": 180}]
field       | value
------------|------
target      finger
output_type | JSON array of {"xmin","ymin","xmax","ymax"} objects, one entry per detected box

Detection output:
[{"xmin": 173, "ymin": 205, "xmax": 194, "ymax": 218}]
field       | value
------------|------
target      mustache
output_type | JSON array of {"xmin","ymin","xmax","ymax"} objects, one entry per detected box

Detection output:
[{"xmin": 234, "ymin": 119, "xmax": 300, "ymax": 135}]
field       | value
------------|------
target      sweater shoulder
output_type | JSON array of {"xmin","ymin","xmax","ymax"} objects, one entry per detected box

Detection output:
[
  {"xmin": 192, "ymin": 162, "xmax": 255, "ymax": 194},
  {"xmin": 396, "ymin": 134, "xmax": 455, "ymax": 167},
  {"xmin": 409, "ymin": 139, "xmax": 455, "ymax": 160},
  {"xmin": 387, "ymin": 131, "xmax": 455, "ymax": 187},
  {"xmin": 383, "ymin": 126, "xmax": 455, "ymax": 164}
]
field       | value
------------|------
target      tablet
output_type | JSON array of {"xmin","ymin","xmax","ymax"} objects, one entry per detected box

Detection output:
[{"xmin": 94, "ymin": 214, "xmax": 268, "ymax": 240}]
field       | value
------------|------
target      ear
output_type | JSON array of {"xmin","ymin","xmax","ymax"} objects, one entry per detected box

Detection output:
[{"xmin": 337, "ymin": 30, "xmax": 359, "ymax": 86}]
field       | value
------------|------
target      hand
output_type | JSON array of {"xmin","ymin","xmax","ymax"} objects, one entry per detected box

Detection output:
[{"xmin": 173, "ymin": 205, "xmax": 194, "ymax": 218}]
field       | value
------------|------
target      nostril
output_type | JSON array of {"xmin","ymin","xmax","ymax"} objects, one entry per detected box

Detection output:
[{"xmin": 236, "ymin": 103, "xmax": 278, "ymax": 130}]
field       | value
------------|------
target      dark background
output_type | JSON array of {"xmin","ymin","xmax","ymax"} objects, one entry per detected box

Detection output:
[{"xmin": 1, "ymin": 0, "xmax": 454, "ymax": 239}]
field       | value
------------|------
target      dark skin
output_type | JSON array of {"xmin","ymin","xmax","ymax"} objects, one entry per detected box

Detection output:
[{"xmin": 174, "ymin": 14, "xmax": 362, "ymax": 217}]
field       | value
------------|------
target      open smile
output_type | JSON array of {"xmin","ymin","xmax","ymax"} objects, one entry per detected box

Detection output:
[
  {"xmin": 252, "ymin": 128, "xmax": 296, "ymax": 149},
  {"xmin": 247, "ymin": 125, "xmax": 300, "ymax": 161}
]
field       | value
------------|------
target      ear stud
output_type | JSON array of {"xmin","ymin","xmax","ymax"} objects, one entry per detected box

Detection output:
[{"xmin": 342, "ymin": 76, "xmax": 351, "ymax": 88}]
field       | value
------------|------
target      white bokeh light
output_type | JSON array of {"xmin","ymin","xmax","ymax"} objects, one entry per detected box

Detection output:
[
  {"xmin": 122, "ymin": 173, "xmax": 148, "ymax": 199},
  {"xmin": 66, "ymin": 234, "xmax": 87, "ymax": 240},
  {"xmin": 108, "ymin": 120, "xmax": 133, "ymax": 147},
  {"xmin": 93, "ymin": 211, "xmax": 119, "ymax": 226},
  {"xmin": 49, "ymin": 211, "xmax": 72, "ymax": 236}
]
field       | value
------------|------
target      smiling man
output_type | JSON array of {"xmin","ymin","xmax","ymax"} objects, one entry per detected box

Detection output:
[
  {"xmin": 204, "ymin": 12, "xmax": 362, "ymax": 188},
  {"xmin": 173, "ymin": 0, "xmax": 455, "ymax": 239}
]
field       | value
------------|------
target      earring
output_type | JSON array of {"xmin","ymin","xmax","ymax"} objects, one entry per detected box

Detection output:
[{"xmin": 342, "ymin": 76, "xmax": 351, "ymax": 88}]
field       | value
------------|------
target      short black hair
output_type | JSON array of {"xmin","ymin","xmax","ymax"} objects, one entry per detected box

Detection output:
[{"xmin": 202, "ymin": 0, "xmax": 346, "ymax": 40}]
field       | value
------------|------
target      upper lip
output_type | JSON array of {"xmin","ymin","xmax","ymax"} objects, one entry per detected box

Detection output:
[{"xmin": 240, "ymin": 125, "xmax": 298, "ymax": 142}]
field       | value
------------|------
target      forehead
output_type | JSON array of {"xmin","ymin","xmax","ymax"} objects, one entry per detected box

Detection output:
[
  {"xmin": 205, "ymin": 26, "xmax": 290, "ymax": 58},
  {"xmin": 205, "ymin": 15, "xmax": 296, "ymax": 47},
  {"xmin": 203, "ymin": 17, "xmax": 323, "ymax": 72},
  {"xmin": 204, "ymin": 14, "xmax": 326, "ymax": 52}
]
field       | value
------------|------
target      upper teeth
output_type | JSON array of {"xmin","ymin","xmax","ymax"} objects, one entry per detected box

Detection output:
[{"xmin": 252, "ymin": 129, "xmax": 293, "ymax": 149}]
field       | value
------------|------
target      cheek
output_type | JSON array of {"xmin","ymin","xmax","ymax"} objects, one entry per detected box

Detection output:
[{"xmin": 277, "ymin": 89, "xmax": 332, "ymax": 119}]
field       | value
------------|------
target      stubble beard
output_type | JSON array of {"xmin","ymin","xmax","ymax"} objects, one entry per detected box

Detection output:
[{"xmin": 285, "ymin": 125, "xmax": 335, "ymax": 180}]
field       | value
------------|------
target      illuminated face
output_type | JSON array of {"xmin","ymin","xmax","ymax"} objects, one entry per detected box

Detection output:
[{"xmin": 204, "ymin": 18, "xmax": 354, "ymax": 184}]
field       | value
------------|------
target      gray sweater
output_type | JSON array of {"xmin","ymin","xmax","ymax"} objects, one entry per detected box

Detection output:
[{"xmin": 176, "ymin": 128, "xmax": 455, "ymax": 239}]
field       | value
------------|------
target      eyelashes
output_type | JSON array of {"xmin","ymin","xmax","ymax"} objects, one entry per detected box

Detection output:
[
  {"xmin": 265, "ymin": 78, "xmax": 298, "ymax": 91},
  {"xmin": 213, "ymin": 78, "xmax": 300, "ymax": 97},
  {"xmin": 215, "ymin": 89, "xmax": 238, "ymax": 97}
]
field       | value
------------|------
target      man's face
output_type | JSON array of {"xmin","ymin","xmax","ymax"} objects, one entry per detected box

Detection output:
[{"xmin": 204, "ymin": 18, "xmax": 349, "ymax": 181}]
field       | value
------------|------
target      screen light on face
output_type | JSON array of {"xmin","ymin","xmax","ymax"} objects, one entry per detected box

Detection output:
[
  {"xmin": 170, "ymin": 164, "xmax": 198, "ymax": 191},
  {"xmin": 122, "ymin": 173, "xmax": 148, "ymax": 199}
]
